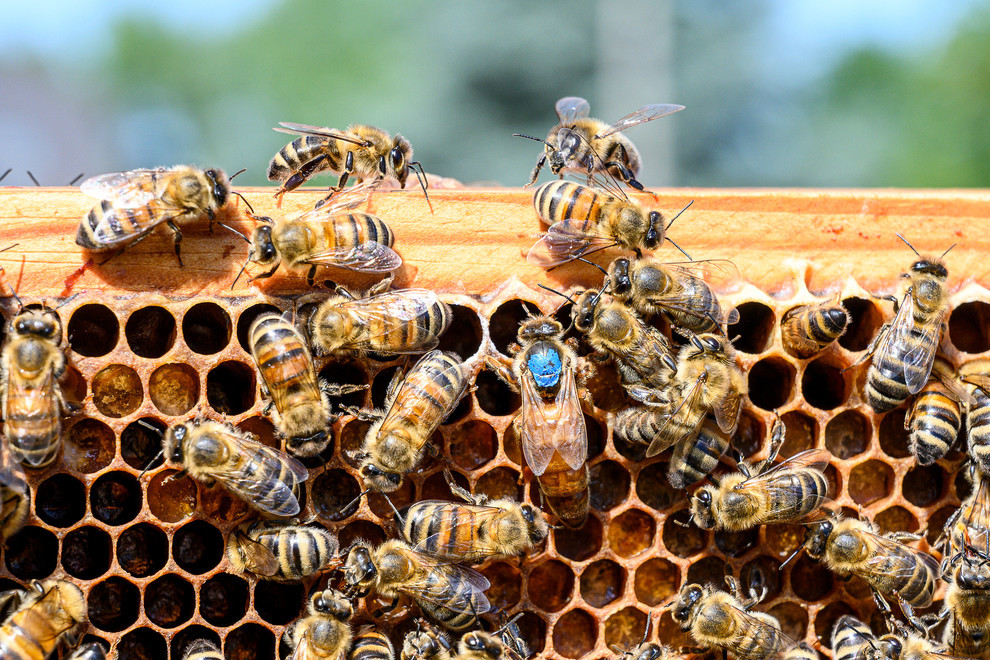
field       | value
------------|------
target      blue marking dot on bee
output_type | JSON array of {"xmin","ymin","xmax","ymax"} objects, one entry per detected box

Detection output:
[{"xmin": 527, "ymin": 347, "xmax": 562, "ymax": 388}]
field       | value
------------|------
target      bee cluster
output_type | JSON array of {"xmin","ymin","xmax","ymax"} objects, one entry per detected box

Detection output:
[{"xmin": 0, "ymin": 98, "xmax": 985, "ymax": 660}]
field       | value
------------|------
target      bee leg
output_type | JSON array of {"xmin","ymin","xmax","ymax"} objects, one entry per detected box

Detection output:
[
  {"xmin": 282, "ymin": 154, "xmax": 330, "ymax": 195},
  {"xmin": 843, "ymin": 322, "xmax": 891, "ymax": 372},
  {"xmin": 526, "ymin": 154, "xmax": 546, "ymax": 187},
  {"xmin": 320, "ymin": 381, "xmax": 369, "ymax": 397},
  {"xmin": 367, "ymin": 273, "xmax": 395, "ymax": 297},
  {"xmin": 165, "ymin": 220, "xmax": 184, "ymax": 267}
]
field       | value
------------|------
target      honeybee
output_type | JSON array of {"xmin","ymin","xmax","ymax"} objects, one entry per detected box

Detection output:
[
  {"xmin": 780, "ymin": 302, "xmax": 850, "ymax": 358},
  {"xmin": 268, "ymin": 122, "xmax": 428, "ymax": 204},
  {"xmin": 226, "ymin": 520, "xmax": 338, "ymax": 581},
  {"xmin": 249, "ymin": 312, "xmax": 333, "ymax": 457},
  {"xmin": 688, "ymin": 416, "xmax": 830, "ymax": 531},
  {"xmin": 876, "ymin": 630, "xmax": 958, "ymax": 660},
  {"xmin": 283, "ymin": 587, "xmax": 353, "ymax": 660},
  {"xmin": 350, "ymin": 626, "xmax": 395, "ymax": 660},
  {"xmin": 234, "ymin": 181, "xmax": 401, "ymax": 287},
  {"xmin": 77, "ymin": 165, "xmax": 230, "ymax": 265},
  {"xmin": 666, "ymin": 416, "xmax": 730, "ymax": 489},
  {"xmin": 396, "ymin": 476, "xmax": 550, "ymax": 563},
  {"xmin": 862, "ymin": 238, "xmax": 952, "ymax": 413},
  {"xmin": 308, "ymin": 283, "xmax": 451, "ymax": 358},
  {"xmin": 356, "ymin": 351, "xmax": 468, "ymax": 493},
  {"xmin": 1, "ymin": 305, "xmax": 70, "ymax": 468},
  {"xmin": 452, "ymin": 632, "xmax": 515, "ymax": 660},
  {"xmin": 67, "ymin": 643, "xmax": 109, "ymax": 660},
  {"xmin": 486, "ymin": 315, "xmax": 589, "ymax": 528},
  {"xmin": 640, "ymin": 332, "xmax": 745, "ymax": 458},
  {"xmin": 163, "ymin": 419, "xmax": 308, "ymax": 517},
  {"xmin": 609, "ymin": 615, "xmax": 676, "ymax": 660},
  {"xmin": 343, "ymin": 539, "xmax": 490, "ymax": 632},
  {"xmin": 802, "ymin": 515, "xmax": 939, "ymax": 609},
  {"xmin": 831, "ymin": 615, "xmax": 877, "ymax": 660},
  {"xmin": 401, "ymin": 621, "xmax": 453, "ymax": 660},
  {"xmin": 569, "ymin": 286, "xmax": 675, "ymax": 404},
  {"xmin": 0, "ymin": 451, "xmax": 29, "ymax": 542},
  {"xmin": 0, "ymin": 580, "xmax": 87, "ymax": 659},
  {"xmin": 607, "ymin": 256, "xmax": 739, "ymax": 334},
  {"xmin": 959, "ymin": 360, "xmax": 990, "ymax": 476},
  {"xmin": 942, "ymin": 467, "xmax": 990, "ymax": 560},
  {"xmin": 521, "ymin": 96, "xmax": 684, "ymax": 192},
  {"xmin": 941, "ymin": 549, "xmax": 990, "ymax": 658},
  {"xmin": 670, "ymin": 577, "xmax": 798, "ymax": 660},
  {"xmin": 182, "ymin": 639, "xmax": 223, "ymax": 660},
  {"xmin": 906, "ymin": 357, "xmax": 967, "ymax": 466}
]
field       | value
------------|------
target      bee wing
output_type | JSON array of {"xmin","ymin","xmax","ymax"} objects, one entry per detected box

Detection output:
[
  {"xmin": 290, "ymin": 637, "xmax": 323, "ymax": 660},
  {"xmin": 302, "ymin": 243, "xmax": 403, "ymax": 274},
  {"xmin": 0, "ymin": 445, "xmax": 27, "ymax": 495},
  {"xmin": 737, "ymin": 449, "xmax": 833, "ymax": 520},
  {"xmin": 962, "ymin": 373, "xmax": 990, "ymax": 396},
  {"xmin": 646, "ymin": 377, "xmax": 706, "ymax": 457},
  {"xmin": 293, "ymin": 180, "xmax": 382, "ymax": 219},
  {"xmin": 713, "ymin": 388, "xmax": 742, "ymax": 433},
  {"xmin": 381, "ymin": 351, "xmax": 467, "ymax": 429},
  {"xmin": 520, "ymin": 368, "xmax": 587, "ymax": 475},
  {"xmin": 721, "ymin": 604, "xmax": 805, "ymax": 660},
  {"xmin": 644, "ymin": 292, "xmax": 740, "ymax": 327},
  {"xmin": 343, "ymin": 291, "xmax": 447, "ymax": 354},
  {"xmin": 597, "ymin": 104, "xmax": 685, "ymax": 138},
  {"xmin": 931, "ymin": 367, "xmax": 976, "ymax": 406},
  {"xmin": 403, "ymin": 556, "xmax": 491, "ymax": 616},
  {"xmin": 211, "ymin": 431, "xmax": 309, "ymax": 517},
  {"xmin": 234, "ymin": 530, "xmax": 280, "ymax": 577},
  {"xmin": 901, "ymin": 303, "xmax": 944, "ymax": 395},
  {"xmin": 861, "ymin": 530, "xmax": 941, "ymax": 581},
  {"xmin": 555, "ymin": 96, "xmax": 591, "ymax": 122},
  {"xmin": 80, "ymin": 169, "xmax": 168, "ymax": 207},
  {"xmin": 274, "ymin": 122, "xmax": 370, "ymax": 146},
  {"xmin": 526, "ymin": 219, "xmax": 614, "ymax": 269},
  {"xmin": 408, "ymin": 502, "xmax": 506, "ymax": 556}
]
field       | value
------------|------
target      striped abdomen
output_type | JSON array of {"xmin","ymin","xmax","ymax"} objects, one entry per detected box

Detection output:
[
  {"xmin": 0, "ymin": 609, "xmax": 75, "ymax": 660},
  {"xmin": 325, "ymin": 213, "xmax": 394, "ymax": 250},
  {"xmin": 362, "ymin": 293, "xmax": 451, "ymax": 354},
  {"xmin": 866, "ymin": 327, "xmax": 930, "ymax": 412},
  {"xmin": 232, "ymin": 445, "xmax": 304, "ymax": 517},
  {"xmin": 76, "ymin": 199, "xmax": 161, "ymax": 249},
  {"xmin": 413, "ymin": 563, "xmax": 485, "ymax": 632},
  {"xmin": 832, "ymin": 615, "xmax": 874, "ymax": 660},
  {"xmin": 781, "ymin": 304, "xmax": 849, "ymax": 358},
  {"xmin": 859, "ymin": 538, "xmax": 936, "ymax": 606},
  {"xmin": 533, "ymin": 180, "xmax": 607, "ymax": 230},
  {"xmin": 698, "ymin": 605, "xmax": 783, "ymax": 660},
  {"xmin": 656, "ymin": 275, "xmax": 724, "ymax": 334},
  {"xmin": 614, "ymin": 405, "xmax": 668, "ymax": 448},
  {"xmin": 3, "ymin": 341, "xmax": 61, "ymax": 468},
  {"xmin": 765, "ymin": 470, "xmax": 828, "ymax": 522},
  {"xmin": 349, "ymin": 627, "xmax": 395, "ymax": 660},
  {"xmin": 398, "ymin": 501, "xmax": 496, "ymax": 562},
  {"xmin": 267, "ymin": 135, "xmax": 340, "ymax": 182},
  {"xmin": 968, "ymin": 387, "xmax": 990, "ymax": 474},
  {"xmin": 667, "ymin": 416, "xmax": 729, "ymax": 489},
  {"xmin": 381, "ymin": 351, "xmax": 466, "ymax": 450},
  {"xmin": 908, "ymin": 381, "xmax": 961, "ymax": 465},
  {"xmin": 235, "ymin": 522, "xmax": 337, "ymax": 580}
]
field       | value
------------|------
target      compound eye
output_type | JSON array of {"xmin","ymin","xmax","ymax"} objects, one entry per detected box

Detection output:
[
  {"xmin": 391, "ymin": 147, "xmax": 404, "ymax": 168},
  {"xmin": 521, "ymin": 506, "xmax": 536, "ymax": 523},
  {"xmin": 697, "ymin": 490, "xmax": 711, "ymax": 505}
]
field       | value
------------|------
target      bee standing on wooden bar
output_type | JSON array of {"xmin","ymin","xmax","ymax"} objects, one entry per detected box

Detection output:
[
  {"xmin": 283, "ymin": 588, "xmax": 354, "ymax": 660},
  {"xmin": 520, "ymin": 96, "xmax": 683, "ymax": 192},
  {"xmin": 226, "ymin": 519, "xmax": 338, "ymax": 581},
  {"xmin": 76, "ymin": 165, "xmax": 230, "ymax": 265},
  {"xmin": 780, "ymin": 301, "xmax": 850, "ymax": 358}
]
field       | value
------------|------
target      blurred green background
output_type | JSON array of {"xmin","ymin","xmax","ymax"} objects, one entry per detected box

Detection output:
[{"xmin": 2, "ymin": 0, "xmax": 987, "ymax": 188}]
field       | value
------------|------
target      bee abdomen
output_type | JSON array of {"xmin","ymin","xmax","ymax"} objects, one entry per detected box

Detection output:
[
  {"xmin": 268, "ymin": 136, "xmax": 335, "ymax": 182},
  {"xmin": 244, "ymin": 447, "xmax": 302, "ymax": 516},
  {"xmin": 832, "ymin": 615, "xmax": 873, "ymax": 660},
  {"xmin": 767, "ymin": 472, "xmax": 827, "ymax": 521},
  {"xmin": 349, "ymin": 628, "xmax": 395, "ymax": 660},
  {"xmin": 667, "ymin": 417, "xmax": 728, "ymax": 489},
  {"xmin": 614, "ymin": 406, "xmax": 666, "ymax": 447},
  {"xmin": 269, "ymin": 528, "xmax": 336, "ymax": 579},
  {"xmin": 968, "ymin": 389, "xmax": 990, "ymax": 473},
  {"xmin": 418, "ymin": 568, "xmax": 482, "ymax": 631},
  {"xmin": 909, "ymin": 388, "xmax": 961, "ymax": 465},
  {"xmin": 867, "ymin": 546, "xmax": 936, "ymax": 606},
  {"xmin": 534, "ymin": 181, "xmax": 601, "ymax": 228},
  {"xmin": 401, "ymin": 503, "xmax": 477, "ymax": 558},
  {"xmin": 866, "ymin": 359, "xmax": 912, "ymax": 413},
  {"xmin": 336, "ymin": 213, "xmax": 395, "ymax": 249}
]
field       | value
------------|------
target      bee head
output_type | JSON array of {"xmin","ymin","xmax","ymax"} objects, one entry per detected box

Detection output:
[
  {"xmin": 12, "ymin": 308, "xmax": 61, "ymax": 343},
  {"xmin": 521, "ymin": 504, "xmax": 550, "ymax": 544},
  {"xmin": 360, "ymin": 463, "xmax": 402, "ymax": 493},
  {"xmin": 249, "ymin": 225, "xmax": 278, "ymax": 265},
  {"xmin": 461, "ymin": 632, "xmax": 500, "ymax": 658},
  {"xmin": 204, "ymin": 168, "xmax": 230, "ymax": 208},
  {"xmin": 877, "ymin": 636, "xmax": 902, "ymax": 659},
  {"xmin": 571, "ymin": 290, "xmax": 599, "ymax": 334},
  {"xmin": 344, "ymin": 544, "xmax": 378, "ymax": 588},
  {"xmin": 644, "ymin": 211, "xmax": 664, "ymax": 250},
  {"xmin": 672, "ymin": 584, "xmax": 704, "ymax": 627},
  {"xmin": 689, "ymin": 488, "xmax": 716, "ymax": 529},
  {"xmin": 312, "ymin": 588, "xmax": 353, "ymax": 621},
  {"xmin": 518, "ymin": 316, "xmax": 563, "ymax": 342},
  {"xmin": 637, "ymin": 645, "xmax": 665, "ymax": 660},
  {"xmin": 163, "ymin": 424, "xmax": 187, "ymax": 462},
  {"xmin": 387, "ymin": 135, "xmax": 413, "ymax": 187},
  {"xmin": 910, "ymin": 258, "xmax": 948, "ymax": 280},
  {"xmin": 608, "ymin": 258, "xmax": 632, "ymax": 297},
  {"xmin": 957, "ymin": 557, "xmax": 990, "ymax": 590},
  {"xmin": 552, "ymin": 128, "xmax": 583, "ymax": 172},
  {"xmin": 804, "ymin": 520, "xmax": 833, "ymax": 559}
]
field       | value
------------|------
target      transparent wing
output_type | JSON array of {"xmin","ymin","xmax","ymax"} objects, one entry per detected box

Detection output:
[
  {"xmin": 0, "ymin": 444, "xmax": 27, "ymax": 495},
  {"xmin": 380, "ymin": 351, "xmax": 467, "ymax": 431},
  {"xmin": 235, "ymin": 529, "xmax": 280, "ymax": 576},
  {"xmin": 930, "ymin": 366, "xmax": 975, "ymax": 406},
  {"xmin": 861, "ymin": 530, "xmax": 941, "ymax": 582},
  {"xmin": 526, "ymin": 218, "xmax": 614, "ymax": 269},
  {"xmin": 290, "ymin": 637, "xmax": 322, "ymax": 660},
  {"xmin": 404, "ymin": 555, "xmax": 491, "ymax": 615},
  {"xmin": 408, "ymin": 502, "xmax": 505, "ymax": 557},
  {"xmin": 555, "ymin": 96, "xmax": 591, "ymax": 122},
  {"xmin": 520, "ymin": 368, "xmax": 587, "ymax": 475},
  {"xmin": 723, "ymin": 605, "xmax": 804, "ymax": 660},
  {"xmin": 737, "ymin": 449, "xmax": 833, "ymax": 521},
  {"xmin": 597, "ymin": 103, "xmax": 685, "ymax": 137},
  {"xmin": 903, "ymin": 307, "xmax": 945, "ymax": 394},
  {"xmin": 646, "ymin": 377, "xmax": 705, "ymax": 457},
  {"xmin": 274, "ymin": 122, "xmax": 370, "ymax": 146},
  {"xmin": 646, "ymin": 290, "xmax": 740, "ymax": 327},
  {"xmin": 88, "ymin": 198, "xmax": 185, "ymax": 247},
  {"xmin": 212, "ymin": 430, "xmax": 308, "ymax": 516},
  {"xmin": 302, "ymin": 242, "xmax": 402, "ymax": 273},
  {"xmin": 293, "ymin": 180, "xmax": 382, "ymax": 219},
  {"xmin": 343, "ymin": 291, "xmax": 446, "ymax": 353},
  {"xmin": 713, "ymin": 388, "xmax": 742, "ymax": 433},
  {"xmin": 80, "ymin": 169, "xmax": 168, "ymax": 207}
]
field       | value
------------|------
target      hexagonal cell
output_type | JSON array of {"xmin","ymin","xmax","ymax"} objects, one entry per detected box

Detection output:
[
  {"xmin": 802, "ymin": 355, "xmax": 849, "ymax": 410},
  {"xmin": 747, "ymin": 357, "xmax": 795, "ymax": 410},
  {"xmin": 489, "ymin": 299, "xmax": 531, "ymax": 354},
  {"xmin": 422, "ymin": 469, "xmax": 470, "ymax": 501},
  {"xmin": 90, "ymin": 471, "xmax": 141, "ymax": 525},
  {"xmin": 173, "ymin": 520, "xmax": 224, "ymax": 574},
  {"xmin": 580, "ymin": 559, "xmax": 624, "ymax": 608},
  {"xmin": 840, "ymin": 297, "xmax": 883, "ymax": 352},
  {"xmin": 825, "ymin": 409, "xmax": 870, "ymax": 458},
  {"xmin": 339, "ymin": 520, "xmax": 387, "ymax": 550},
  {"xmin": 661, "ymin": 510, "xmax": 706, "ymax": 558},
  {"xmin": 613, "ymin": 426, "xmax": 648, "ymax": 462},
  {"xmin": 950, "ymin": 301, "xmax": 990, "ymax": 353},
  {"xmin": 503, "ymin": 422, "xmax": 522, "ymax": 464},
  {"xmin": 449, "ymin": 420, "xmax": 497, "ymax": 470},
  {"xmin": 769, "ymin": 601, "xmax": 807, "ymax": 644},
  {"xmin": 686, "ymin": 555, "xmax": 727, "ymax": 587},
  {"xmin": 60, "ymin": 364, "xmax": 87, "ymax": 410},
  {"xmin": 714, "ymin": 527, "xmax": 758, "ymax": 557},
  {"xmin": 824, "ymin": 463, "xmax": 842, "ymax": 500},
  {"xmin": 255, "ymin": 581, "xmax": 304, "ymax": 625},
  {"xmin": 318, "ymin": 360, "xmax": 368, "ymax": 413},
  {"xmin": 444, "ymin": 392, "xmax": 473, "ymax": 426},
  {"xmin": 734, "ymin": 301, "xmax": 775, "ymax": 353},
  {"xmin": 236, "ymin": 303, "xmax": 283, "ymax": 353},
  {"xmin": 777, "ymin": 410, "xmax": 817, "ymax": 456},
  {"xmin": 636, "ymin": 463, "xmax": 677, "ymax": 511},
  {"xmin": 476, "ymin": 466, "xmax": 523, "ymax": 502},
  {"xmin": 657, "ymin": 610, "xmax": 693, "ymax": 651},
  {"xmin": 742, "ymin": 555, "xmax": 783, "ymax": 600},
  {"xmin": 369, "ymin": 480, "xmax": 415, "ymax": 519},
  {"xmin": 927, "ymin": 505, "xmax": 958, "ymax": 545},
  {"xmin": 604, "ymin": 606, "xmax": 648, "ymax": 650},
  {"xmin": 586, "ymin": 414, "xmax": 606, "ymax": 458},
  {"xmin": 147, "ymin": 470, "xmax": 197, "ymax": 522},
  {"xmin": 121, "ymin": 417, "xmax": 166, "ymax": 470},
  {"xmin": 88, "ymin": 577, "xmax": 140, "ymax": 632},
  {"xmin": 634, "ymin": 557, "xmax": 679, "ymax": 607},
  {"xmin": 236, "ymin": 415, "xmax": 279, "ymax": 449},
  {"xmin": 62, "ymin": 526, "xmax": 112, "ymax": 579},
  {"xmin": 340, "ymin": 419, "xmax": 371, "ymax": 468},
  {"xmin": 583, "ymin": 361, "xmax": 632, "ymax": 413},
  {"xmin": 117, "ymin": 523, "xmax": 169, "ymax": 578},
  {"xmin": 814, "ymin": 600, "xmax": 858, "ymax": 650},
  {"xmin": 125, "ymin": 306, "xmax": 176, "ymax": 358},
  {"xmin": 590, "ymin": 460, "xmax": 630, "ymax": 512},
  {"xmin": 554, "ymin": 514, "xmax": 603, "ymax": 562},
  {"xmin": 608, "ymin": 509, "xmax": 655, "ymax": 557},
  {"xmin": 437, "ymin": 304, "xmax": 484, "ymax": 359},
  {"xmin": 516, "ymin": 612, "xmax": 547, "ymax": 656},
  {"xmin": 552, "ymin": 609, "xmax": 598, "ymax": 659},
  {"xmin": 117, "ymin": 628, "xmax": 167, "ymax": 660},
  {"xmin": 5, "ymin": 526, "xmax": 57, "ymax": 578},
  {"xmin": 226, "ymin": 623, "xmax": 276, "ymax": 660},
  {"xmin": 902, "ymin": 464, "xmax": 945, "ymax": 507},
  {"xmin": 67, "ymin": 303, "xmax": 119, "ymax": 356},
  {"xmin": 764, "ymin": 525, "xmax": 804, "ymax": 560},
  {"xmin": 183, "ymin": 301, "xmax": 232, "ymax": 354},
  {"xmin": 849, "ymin": 459, "xmax": 894, "ymax": 505},
  {"xmin": 528, "ymin": 559, "xmax": 574, "ymax": 612},
  {"xmin": 35, "ymin": 473, "xmax": 85, "ymax": 527},
  {"xmin": 369, "ymin": 365, "xmax": 401, "ymax": 408},
  {"xmin": 145, "ymin": 573, "xmax": 195, "ymax": 628},
  {"xmin": 313, "ymin": 468, "xmax": 361, "ymax": 522},
  {"xmin": 790, "ymin": 553, "xmax": 834, "ymax": 601},
  {"xmin": 474, "ymin": 369, "xmax": 520, "ymax": 416},
  {"xmin": 482, "ymin": 562, "xmax": 522, "ymax": 612},
  {"xmin": 62, "ymin": 417, "xmax": 115, "ymax": 473},
  {"xmin": 91, "ymin": 364, "xmax": 143, "ymax": 418},
  {"xmin": 200, "ymin": 573, "xmax": 249, "ymax": 626},
  {"xmin": 199, "ymin": 482, "xmax": 251, "ymax": 522},
  {"xmin": 206, "ymin": 360, "xmax": 255, "ymax": 414},
  {"xmin": 148, "ymin": 363, "xmax": 199, "ymax": 416},
  {"xmin": 172, "ymin": 626, "xmax": 223, "ymax": 660},
  {"xmin": 879, "ymin": 409, "xmax": 911, "ymax": 458},
  {"xmin": 875, "ymin": 505, "xmax": 919, "ymax": 534},
  {"xmin": 733, "ymin": 409, "xmax": 766, "ymax": 458}
]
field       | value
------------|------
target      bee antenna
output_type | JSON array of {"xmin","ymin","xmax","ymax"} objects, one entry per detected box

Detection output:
[
  {"xmin": 779, "ymin": 545, "xmax": 803, "ymax": 570},
  {"xmin": 342, "ymin": 488, "xmax": 372, "ymax": 517},
  {"xmin": 538, "ymin": 283, "xmax": 576, "ymax": 305},
  {"xmin": 575, "ymin": 256, "xmax": 609, "ymax": 278},
  {"xmin": 0, "ymin": 244, "xmax": 19, "ymax": 253},
  {"xmin": 409, "ymin": 161, "xmax": 434, "ymax": 215},
  {"xmin": 665, "ymin": 237, "xmax": 692, "ymax": 261},
  {"xmin": 666, "ymin": 200, "xmax": 694, "ymax": 230},
  {"xmin": 0, "ymin": 169, "xmax": 11, "ymax": 183},
  {"xmin": 217, "ymin": 222, "xmax": 251, "ymax": 244},
  {"xmin": 382, "ymin": 493, "xmax": 405, "ymax": 524},
  {"xmin": 592, "ymin": 277, "xmax": 610, "ymax": 302},
  {"xmin": 229, "ymin": 168, "xmax": 247, "ymax": 181},
  {"xmin": 67, "ymin": 173, "xmax": 84, "ymax": 186},
  {"xmin": 512, "ymin": 133, "xmax": 554, "ymax": 149},
  {"xmin": 25, "ymin": 171, "xmax": 41, "ymax": 187},
  {"xmin": 4, "ymin": 280, "xmax": 23, "ymax": 312},
  {"xmin": 230, "ymin": 190, "xmax": 256, "ymax": 215},
  {"xmin": 941, "ymin": 243, "xmax": 957, "ymax": 259},
  {"xmin": 230, "ymin": 258, "xmax": 251, "ymax": 291},
  {"xmin": 896, "ymin": 233, "xmax": 921, "ymax": 257},
  {"xmin": 139, "ymin": 449, "xmax": 165, "ymax": 479}
]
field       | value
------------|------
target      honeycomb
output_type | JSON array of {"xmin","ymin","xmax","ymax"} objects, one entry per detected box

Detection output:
[{"xmin": 0, "ymin": 186, "xmax": 986, "ymax": 658}]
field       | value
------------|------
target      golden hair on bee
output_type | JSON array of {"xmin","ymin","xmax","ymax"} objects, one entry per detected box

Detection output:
[
  {"xmin": 780, "ymin": 300, "xmax": 850, "ymax": 358},
  {"xmin": 0, "ymin": 579, "xmax": 88, "ymax": 660},
  {"xmin": 401, "ymin": 620, "xmax": 454, "ymax": 660},
  {"xmin": 226, "ymin": 519, "xmax": 339, "ymax": 581},
  {"xmin": 180, "ymin": 639, "xmax": 223, "ymax": 660},
  {"xmin": 282, "ymin": 588, "xmax": 354, "ymax": 660}
]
